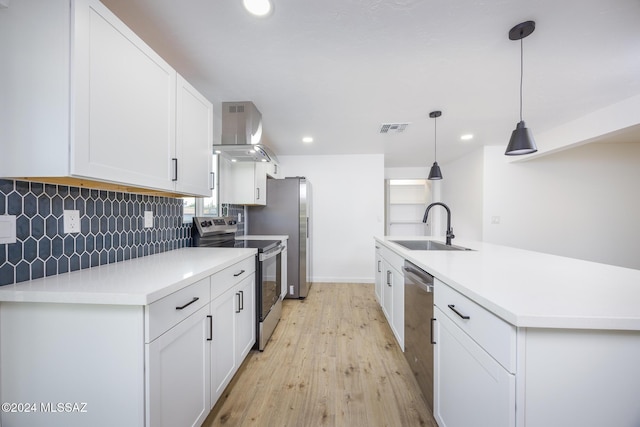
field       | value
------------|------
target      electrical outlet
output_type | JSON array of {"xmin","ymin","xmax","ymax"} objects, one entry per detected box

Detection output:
[
  {"xmin": 289, "ymin": 285, "xmax": 294, "ymax": 295},
  {"xmin": 0, "ymin": 215, "xmax": 17, "ymax": 244},
  {"xmin": 144, "ymin": 211, "xmax": 154, "ymax": 228},
  {"xmin": 237, "ymin": 212, "xmax": 242, "ymax": 223},
  {"xmin": 63, "ymin": 210, "xmax": 81, "ymax": 233}
]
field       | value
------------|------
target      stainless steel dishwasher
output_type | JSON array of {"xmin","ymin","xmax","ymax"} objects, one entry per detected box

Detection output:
[{"xmin": 403, "ymin": 260, "xmax": 435, "ymax": 412}]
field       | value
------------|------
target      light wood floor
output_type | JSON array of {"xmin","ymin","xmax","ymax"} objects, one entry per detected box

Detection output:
[{"xmin": 203, "ymin": 283, "xmax": 438, "ymax": 427}]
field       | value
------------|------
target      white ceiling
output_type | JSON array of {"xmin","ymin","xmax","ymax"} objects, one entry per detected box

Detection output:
[{"xmin": 101, "ymin": 0, "xmax": 640, "ymax": 167}]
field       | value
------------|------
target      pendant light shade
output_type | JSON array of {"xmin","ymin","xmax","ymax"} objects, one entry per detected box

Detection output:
[
  {"xmin": 428, "ymin": 111, "xmax": 443, "ymax": 180},
  {"xmin": 505, "ymin": 21, "xmax": 537, "ymax": 156},
  {"xmin": 428, "ymin": 162, "xmax": 443, "ymax": 180}
]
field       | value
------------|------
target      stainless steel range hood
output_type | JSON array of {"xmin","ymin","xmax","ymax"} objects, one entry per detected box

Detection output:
[{"xmin": 214, "ymin": 101, "xmax": 278, "ymax": 163}]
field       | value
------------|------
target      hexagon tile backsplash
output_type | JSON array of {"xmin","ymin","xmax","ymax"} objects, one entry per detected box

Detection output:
[{"xmin": 0, "ymin": 179, "xmax": 193, "ymax": 286}]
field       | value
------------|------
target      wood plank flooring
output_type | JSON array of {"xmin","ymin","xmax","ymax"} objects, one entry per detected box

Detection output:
[{"xmin": 203, "ymin": 283, "xmax": 438, "ymax": 427}]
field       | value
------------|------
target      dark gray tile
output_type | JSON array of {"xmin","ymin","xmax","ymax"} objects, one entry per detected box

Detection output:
[
  {"xmin": 44, "ymin": 184, "xmax": 57, "ymax": 197},
  {"xmin": 45, "ymin": 215, "xmax": 58, "ymax": 238},
  {"xmin": 63, "ymin": 235, "xmax": 74, "ymax": 256},
  {"xmin": 51, "ymin": 195, "xmax": 63, "ymax": 216},
  {"xmin": 24, "ymin": 194, "xmax": 37, "ymax": 216},
  {"xmin": 0, "ymin": 264, "xmax": 14, "ymax": 286},
  {"xmin": 58, "ymin": 186, "xmax": 69, "ymax": 198},
  {"xmin": 31, "ymin": 259, "xmax": 44, "ymax": 280},
  {"xmin": 85, "ymin": 235, "xmax": 95, "ymax": 252},
  {"xmin": 7, "ymin": 241, "xmax": 22, "ymax": 265},
  {"xmin": 70, "ymin": 254, "xmax": 80, "ymax": 272},
  {"xmin": 15, "ymin": 181, "xmax": 30, "ymax": 196},
  {"xmin": 51, "ymin": 236, "xmax": 63, "ymax": 258},
  {"xmin": 38, "ymin": 194, "xmax": 51, "ymax": 217},
  {"xmin": 58, "ymin": 256, "xmax": 69, "ymax": 274},
  {"xmin": 39, "ymin": 238, "xmax": 51, "ymax": 259},
  {"xmin": 15, "ymin": 261, "xmax": 30, "ymax": 283},
  {"xmin": 16, "ymin": 215, "xmax": 30, "ymax": 241},
  {"xmin": 30, "ymin": 182, "xmax": 44, "ymax": 196},
  {"xmin": 8, "ymin": 192, "xmax": 22, "ymax": 215},
  {"xmin": 32, "ymin": 216, "xmax": 44, "ymax": 240},
  {"xmin": 23, "ymin": 238, "xmax": 37, "ymax": 263},
  {"xmin": 45, "ymin": 258, "xmax": 57, "ymax": 276},
  {"xmin": 85, "ymin": 198, "xmax": 95, "ymax": 216},
  {"xmin": 0, "ymin": 179, "xmax": 14, "ymax": 194}
]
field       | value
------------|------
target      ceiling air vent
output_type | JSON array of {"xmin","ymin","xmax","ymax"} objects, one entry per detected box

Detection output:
[{"xmin": 379, "ymin": 123, "xmax": 410, "ymax": 134}]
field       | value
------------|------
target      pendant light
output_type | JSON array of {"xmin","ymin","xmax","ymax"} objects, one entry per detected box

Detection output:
[
  {"xmin": 428, "ymin": 111, "xmax": 443, "ymax": 180},
  {"xmin": 505, "ymin": 21, "xmax": 538, "ymax": 156}
]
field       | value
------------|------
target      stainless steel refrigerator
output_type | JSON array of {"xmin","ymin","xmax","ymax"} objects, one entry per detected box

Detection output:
[{"xmin": 247, "ymin": 177, "xmax": 311, "ymax": 298}]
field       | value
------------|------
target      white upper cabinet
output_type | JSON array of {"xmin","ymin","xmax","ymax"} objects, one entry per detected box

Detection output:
[
  {"xmin": 175, "ymin": 75, "xmax": 214, "ymax": 195},
  {"xmin": 0, "ymin": 0, "xmax": 212, "ymax": 196},
  {"xmin": 219, "ymin": 160, "xmax": 268, "ymax": 205}
]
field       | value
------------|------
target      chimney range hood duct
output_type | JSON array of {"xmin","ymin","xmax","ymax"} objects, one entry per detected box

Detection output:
[{"xmin": 215, "ymin": 101, "xmax": 278, "ymax": 163}]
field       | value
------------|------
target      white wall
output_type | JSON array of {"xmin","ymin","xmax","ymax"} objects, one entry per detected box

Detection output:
[
  {"xmin": 440, "ymin": 148, "xmax": 484, "ymax": 241},
  {"xmin": 278, "ymin": 154, "xmax": 385, "ymax": 283},
  {"xmin": 482, "ymin": 143, "xmax": 640, "ymax": 269},
  {"xmin": 442, "ymin": 143, "xmax": 640, "ymax": 270}
]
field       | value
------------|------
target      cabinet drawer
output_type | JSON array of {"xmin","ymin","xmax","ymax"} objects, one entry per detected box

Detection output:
[
  {"xmin": 146, "ymin": 277, "xmax": 210, "ymax": 343},
  {"xmin": 435, "ymin": 279, "xmax": 516, "ymax": 372},
  {"xmin": 211, "ymin": 256, "xmax": 256, "ymax": 301},
  {"xmin": 381, "ymin": 245, "xmax": 404, "ymax": 274}
]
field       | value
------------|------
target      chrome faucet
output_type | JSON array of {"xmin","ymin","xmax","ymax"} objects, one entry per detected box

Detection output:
[{"xmin": 422, "ymin": 202, "xmax": 455, "ymax": 245}]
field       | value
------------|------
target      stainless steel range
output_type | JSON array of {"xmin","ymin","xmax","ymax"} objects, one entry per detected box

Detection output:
[{"xmin": 193, "ymin": 216, "xmax": 282, "ymax": 351}]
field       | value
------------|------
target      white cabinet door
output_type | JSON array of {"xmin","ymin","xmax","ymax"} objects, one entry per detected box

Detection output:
[
  {"xmin": 219, "ymin": 161, "xmax": 268, "ymax": 205},
  {"xmin": 236, "ymin": 275, "xmax": 256, "ymax": 362},
  {"xmin": 434, "ymin": 306, "xmax": 515, "ymax": 427},
  {"xmin": 73, "ymin": 0, "xmax": 177, "ymax": 191},
  {"xmin": 382, "ymin": 261, "xmax": 394, "ymax": 324},
  {"xmin": 146, "ymin": 304, "xmax": 211, "ymax": 427},
  {"xmin": 175, "ymin": 74, "xmax": 213, "ymax": 196},
  {"xmin": 374, "ymin": 246, "xmax": 383, "ymax": 304},
  {"xmin": 210, "ymin": 286, "xmax": 238, "ymax": 404},
  {"xmin": 391, "ymin": 264, "xmax": 404, "ymax": 350}
]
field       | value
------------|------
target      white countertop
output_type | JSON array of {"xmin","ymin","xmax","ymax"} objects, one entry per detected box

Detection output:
[
  {"xmin": 236, "ymin": 235, "xmax": 289, "ymax": 241},
  {"xmin": 376, "ymin": 236, "xmax": 640, "ymax": 331},
  {"xmin": 0, "ymin": 247, "xmax": 256, "ymax": 306}
]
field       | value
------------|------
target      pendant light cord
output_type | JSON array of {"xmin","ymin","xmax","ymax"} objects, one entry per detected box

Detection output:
[
  {"xmin": 433, "ymin": 116, "xmax": 437, "ymax": 161},
  {"xmin": 519, "ymin": 37, "xmax": 524, "ymax": 122}
]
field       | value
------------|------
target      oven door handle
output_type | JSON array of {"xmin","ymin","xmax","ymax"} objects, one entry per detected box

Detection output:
[{"xmin": 259, "ymin": 245, "xmax": 282, "ymax": 262}]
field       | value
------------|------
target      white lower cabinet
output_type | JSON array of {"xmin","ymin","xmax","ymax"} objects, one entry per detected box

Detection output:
[
  {"xmin": 147, "ymin": 305, "xmax": 211, "ymax": 427},
  {"xmin": 434, "ymin": 306, "xmax": 515, "ymax": 427},
  {"xmin": 0, "ymin": 255, "xmax": 256, "ymax": 427},
  {"xmin": 374, "ymin": 245, "xmax": 383, "ymax": 304},
  {"xmin": 379, "ymin": 246, "xmax": 405, "ymax": 350},
  {"xmin": 210, "ymin": 260, "xmax": 256, "ymax": 405}
]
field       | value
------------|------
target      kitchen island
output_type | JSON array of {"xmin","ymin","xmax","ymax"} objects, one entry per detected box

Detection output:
[
  {"xmin": 0, "ymin": 247, "xmax": 257, "ymax": 427},
  {"xmin": 375, "ymin": 236, "xmax": 640, "ymax": 427}
]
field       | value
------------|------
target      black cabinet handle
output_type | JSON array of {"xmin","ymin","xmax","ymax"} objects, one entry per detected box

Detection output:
[
  {"xmin": 377, "ymin": 260, "xmax": 381, "ymax": 273},
  {"xmin": 175, "ymin": 297, "xmax": 199, "ymax": 310},
  {"xmin": 210, "ymin": 172, "xmax": 215, "ymax": 190},
  {"xmin": 448, "ymin": 304, "xmax": 470, "ymax": 320},
  {"xmin": 236, "ymin": 293, "xmax": 241, "ymax": 313},
  {"xmin": 233, "ymin": 270, "xmax": 245, "ymax": 277},
  {"xmin": 430, "ymin": 318, "xmax": 436, "ymax": 344},
  {"xmin": 172, "ymin": 158, "xmax": 178, "ymax": 181},
  {"xmin": 207, "ymin": 315, "xmax": 213, "ymax": 341},
  {"xmin": 239, "ymin": 290, "xmax": 244, "ymax": 311},
  {"xmin": 386, "ymin": 270, "xmax": 392, "ymax": 286}
]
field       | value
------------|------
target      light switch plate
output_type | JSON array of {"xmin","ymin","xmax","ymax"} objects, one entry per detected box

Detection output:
[
  {"xmin": 63, "ymin": 210, "xmax": 81, "ymax": 233},
  {"xmin": 0, "ymin": 215, "xmax": 17, "ymax": 244},
  {"xmin": 144, "ymin": 211, "xmax": 154, "ymax": 228}
]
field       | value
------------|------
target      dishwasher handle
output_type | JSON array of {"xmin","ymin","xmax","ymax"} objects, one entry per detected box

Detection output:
[{"xmin": 403, "ymin": 265, "xmax": 434, "ymax": 293}]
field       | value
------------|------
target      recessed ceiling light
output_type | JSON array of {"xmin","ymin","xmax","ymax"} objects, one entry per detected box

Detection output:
[
  {"xmin": 231, "ymin": 158, "xmax": 238, "ymax": 162},
  {"xmin": 214, "ymin": 149, "xmax": 222, "ymax": 154},
  {"xmin": 302, "ymin": 136, "xmax": 313, "ymax": 143},
  {"xmin": 242, "ymin": 0, "xmax": 273, "ymax": 17},
  {"xmin": 460, "ymin": 134, "xmax": 474, "ymax": 141}
]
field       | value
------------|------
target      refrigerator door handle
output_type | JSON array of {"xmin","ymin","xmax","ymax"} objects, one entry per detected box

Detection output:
[{"xmin": 306, "ymin": 217, "xmax": 309, "ymax": 238}]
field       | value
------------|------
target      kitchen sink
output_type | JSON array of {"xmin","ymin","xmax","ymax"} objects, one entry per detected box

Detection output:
[{"xmin": 390, "ymin": 240, "xmax": 473, "ymax": 251}]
